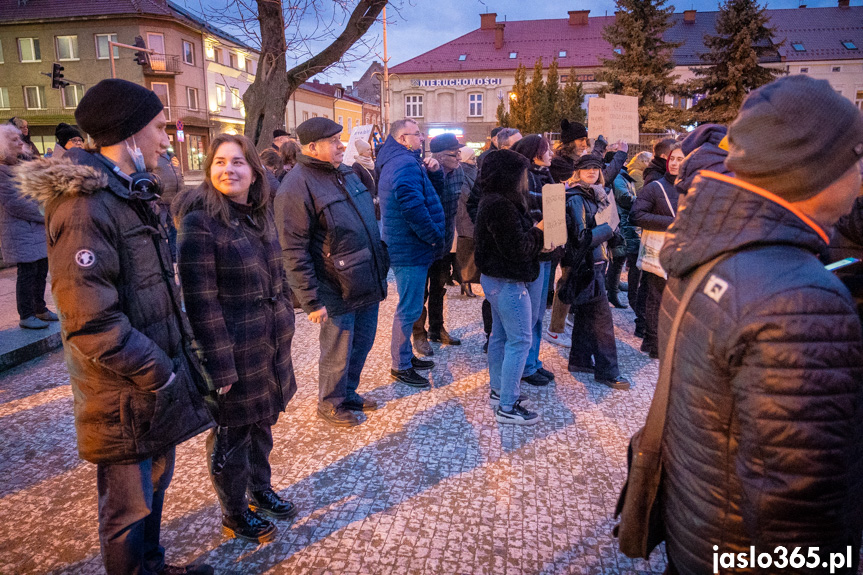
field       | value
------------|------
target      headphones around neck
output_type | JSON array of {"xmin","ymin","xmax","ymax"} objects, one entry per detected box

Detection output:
[{"xmin": 96, "ymin": 154, "xmax": 162, "ymax": 201}]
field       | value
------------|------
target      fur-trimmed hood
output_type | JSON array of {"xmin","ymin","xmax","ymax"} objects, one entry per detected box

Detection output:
[{"xmin": 17, "ymin": 148, "xmax": 110, "ymax": 205}]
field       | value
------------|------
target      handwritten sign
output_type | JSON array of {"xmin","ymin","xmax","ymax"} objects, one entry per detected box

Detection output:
[
  {"xmin": 587, "ymin": 94, "xmax": 639, "ymax": 143},
  {"xmin": 342, "ymin": 124, "xmax": 375, "ymax": 167},
  {"xmin": 541, "ymin": 183, "xmax": 567, "ymax": 250}
]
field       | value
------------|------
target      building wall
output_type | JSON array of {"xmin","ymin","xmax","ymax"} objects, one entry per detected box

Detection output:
[
  {"xmin": 203, "ymin": 34, "xmax": 257, "ymax": 135},
  {"xmin": 333, "ymin": 99, "xmax": 363, "ymax": 141},
  {"xmin": 285, "ymin": 89, "xmax": 335, "ymax": 133}
]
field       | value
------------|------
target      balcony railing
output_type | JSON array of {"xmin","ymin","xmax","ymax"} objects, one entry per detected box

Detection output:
[
  {"xmin": 145, "ymin": 54, "xmax": 183, "ymax": 75},
  {"xmin": 163, "ymin": 105, "xmax": 210, "ymax": 126}
]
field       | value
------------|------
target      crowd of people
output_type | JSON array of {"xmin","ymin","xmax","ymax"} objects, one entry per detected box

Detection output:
[{"xmin": 1, "ymin": 74, "xmax": 862, "ymax": 575}]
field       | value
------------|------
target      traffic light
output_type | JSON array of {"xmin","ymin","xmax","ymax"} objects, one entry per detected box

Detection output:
[
  {"xmin": 133, "ymin": 36, "xmax": 149, "ymax": 66},
  {"xmin": 51, "ymin": 63, "xmax": 68, "ymax": 89}
]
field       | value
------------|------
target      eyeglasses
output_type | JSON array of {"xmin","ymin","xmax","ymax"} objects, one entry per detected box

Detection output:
[{"xmin": 403, "ymin": 132, "xmax": 422, "ymax": 137}]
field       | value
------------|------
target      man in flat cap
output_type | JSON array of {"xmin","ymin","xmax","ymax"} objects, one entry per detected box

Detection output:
[
  {"xmin": 411, "ymin": 133, "xmax": 465, "ymax": 354},
  {"xmin": 17, "ymin": 78, "xmax": 214, "ymax": 574},
  {"xmin": 276, "ymin": 117, "xmax": 389, "ymax": 427}
]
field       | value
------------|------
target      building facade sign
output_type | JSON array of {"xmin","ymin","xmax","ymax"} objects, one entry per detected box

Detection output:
[{"xmin": 410, "ymin": 77, "xmax": 503, "ymax": 88}]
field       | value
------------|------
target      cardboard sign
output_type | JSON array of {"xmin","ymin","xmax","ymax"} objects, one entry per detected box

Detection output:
[
  {"xmin": 587, "ymin": 94, "xmax": 639, "ymax": 144},
  {"xmin": 541, "ymin": 183, "xmax": 568, "ymax": 250},
  {"xmin": 342, "ymin": 124, "xmax": 375, "ymax": 166}
]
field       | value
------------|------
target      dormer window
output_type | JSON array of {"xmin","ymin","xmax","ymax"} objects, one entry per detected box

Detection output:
[
  {"xmin": 559, "ymin": 50, "xmax": 567, "ymax": 57},
  {"xmin": 335, "ymin": 89, "xmax": 343, "ymax": 98},
  {"xmin": 458, "ymin": 54, "xmax": 467, "ymax": 61},
  {"xmin": 614, "ymin": 48, "xmax": 622, "ymax": 54},
  {"xmin": 842, "ymin": 40, "xmax": 857, "ymax": 50},
  {"xmin": 509, "ymin": 52, "xmax": 517, "ymax": 59},
  {"xmin": 791, "ymin": 42, "xmax": 805, "ymax": 52}
]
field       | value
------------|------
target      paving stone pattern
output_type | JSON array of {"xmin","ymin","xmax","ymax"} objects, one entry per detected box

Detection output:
[{"xmin": 2, "ymin": 278, "xmax": 682, "ymax": 574}]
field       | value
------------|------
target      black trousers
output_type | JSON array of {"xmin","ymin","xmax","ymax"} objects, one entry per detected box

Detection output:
[
  {"xmin": 568, "ymin": 268, "xmax": 620, "ymax": 381},
  {"xmin": 206, "ymin": 412, "xmax": 279, "ymax": 517},
  {"xmin": 627, "ymin": 250, "xmax": 647, "ymax": 329},
  {"xmin": 482, "ymin": 298, "xmax": 492, "ymax": 336},
  {"xmin": 642, "ymin": 271, "xmax": 667, "ymax": 355},
  {"xmin": 413, "ymin": 257, "xmax": 449, "ymax": 337},
  {"xmin": 16, "ymin": 258, "xmax": 48, "ymax": 320}
]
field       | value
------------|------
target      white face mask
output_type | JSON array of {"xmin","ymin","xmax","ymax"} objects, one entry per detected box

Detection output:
[{"xmin": 124, "ymin": 137, "xmax": 147, "ymax": 173}]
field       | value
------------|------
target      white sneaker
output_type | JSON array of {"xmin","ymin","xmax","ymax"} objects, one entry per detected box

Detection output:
[
  {"xmin": 543, "ymin": 328, "xmax": 572, "ymax": 347},
  {"xmin": 565, "ymin": 314, "xmax": 574, "ymax": 329},
  {"xmin": 495, "ymin": 402, "xmax": 541, "ymax": 425}
]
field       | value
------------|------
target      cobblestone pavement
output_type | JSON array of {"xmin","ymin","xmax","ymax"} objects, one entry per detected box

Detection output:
[{"xmin": 0, "ymin": 279, "xmax": 674, "ymax": 575}]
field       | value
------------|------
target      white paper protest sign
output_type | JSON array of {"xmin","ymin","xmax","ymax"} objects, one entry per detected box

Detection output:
[
  {"xmin": 587, "ymin": 94, "xmax": 639, "ymax": 143},
  {"xmin": 342, "ymin": 124, "xmax": 374, "ymax": 166},
  {"xmin": 595, "ymin": 189, "xmax": 620, "ymax": 231},
  {"xmin": 541, "ymin": 183, "xmax": 568, "ymax": 250}
]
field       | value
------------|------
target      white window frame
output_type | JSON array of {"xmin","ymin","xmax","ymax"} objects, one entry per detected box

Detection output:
[
  {"xmin": 302, "ymin": 111, "xmax": 309, "ymax": 122},
  {"xmin": 458, "ymin": 54, "xmax": 467, "ymax": 61},
  {"xmin": 0, "ymin": 41, "xmax": 5, "ymax": 64},
  {"xmin": 182, "ymin": 40, "xmax": 195, "ymax": 65},
  {"xmin": 0, "ymin": 88, "xmax": 9, "ymax": 109},
  {"xmin": 229, "ymin": 52, "xmax": 238, "ymax": 68},
  {"xmin": 150, "ymin": 82, "xmax": 170, "ymax": 120},
  {"xmin": 18, "ymin": 38, "xmax": 41, "ymax": 63},
  {"xmin": 55, "ymin": 35, "xmax": 79, "ymax": 61},
  {"xmin": 509, "ymin": 52, "xmax": 517, "ymax": 59},
  {"xmin": 230, "ymin": 87, "xmax": 241, "ymax": 109},
  {"xmin": 215, "ymin": 84, "xmax": 226, "ymax": 107},
  {"xmin": 62, "ymin": 84, "xmax": 85, "ymax": 108},
  {"xmin": 347, "ymin": 117, "xmax": 352, "ymax": 131},
  {"xmin": 855, "ymin": 89, "xmax": 863, "ymax": 111},
  {"xmin": 95, "ymin": 34, "xmax": 119, "ymax": 60},
  {"xmin": 338, "ymin": 115, "xmax": 344, "ymax": 125},
  {"xmin": 405, "ymin": 94, "xmax": 423, "ymax": 118},
  {"xmin": 468, "ymin": 92, "xmax": 483, "ymax": 117},
  {"xmin": 559, "ymin": 50, "xmax": 567, "ymax": 57},
  {"xmin": 23, "ymin": 85, "xmax": 46, "ymax": 109},
  {"xmin": 186, "ymin": 87, "xmax": 199, "ymax": 110}
]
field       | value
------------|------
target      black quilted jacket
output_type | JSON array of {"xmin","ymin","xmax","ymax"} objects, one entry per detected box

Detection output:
[{"xmin": 656, "ymin": 170, "xmax": 863, "ymax": 574}]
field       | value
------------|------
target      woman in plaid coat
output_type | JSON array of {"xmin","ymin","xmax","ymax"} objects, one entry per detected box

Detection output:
[{"xmin": 174, "ymin": 134, "xmax": 297, "ymax": 544}]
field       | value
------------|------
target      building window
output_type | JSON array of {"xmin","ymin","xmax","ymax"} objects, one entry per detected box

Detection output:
[
  {"xmin": 0, "ymin": 88, "xmax": 9, "ymax": 109},
  {"xmin": 186, "ymin": 87, "xmax": 199, "ymax": 110},
  {"xmin": 18, "ymin": 38, "xmax": 41, "ymax": 62},
  {"xmin": 0, "ymin": 40, "xmax": 5, "ymax": 63},
  {"xmin": 856, "ymin": 90, "xmax": 863, "ymax": 110},
  {"xmin": 613, "ymin": 48, "xmax": 623, "ymax": 54},
  {"xmin": 56, "ymin": 35, "xmax": 78, "ymax": 61},
  {"xmin": 182, "ymin": 41, "xmax": 195, "ymax": 65},
  {"xmin": 842, "ymin": 41, "xmax": 858, "ymax": 50},
  {"xmin": 509, "ymin": 52, "xmax": 517, "ymax": 59},
  {"xmin": 212, "ymin": 47, "xmax": 223, "ymax": 63},
  {"xmin": 469, "ymin": 93, "xmax": 483, "ymax": 116},
  {"xmin": 230, "ymin": 87, "xmax": 241, "ymax": 109},
  {"xmin": 672, "ymin": 95, "xmax": 689, "ymax": 109},
  {"xmin": 312, "ymin": 113, "xmax": 318, "ymax": 117},
  {"xmin": 187, "ymin": 134, "xmax": 204, "ymax": 171},
  {"xmin": 405, "ymin": 94, "xmax": 423, "ymax": 118},
  {"xmin": 95, "ymin": 34, "xmax": 119, "ymax": 59},
  {"xmin": 347, "ymin": 118, "xmax": 352, "ymax": 131},
  {"xmin": 559, "ymin": 50, "xmax": 567, "ymax": 57},
  {"xmin": 302, "ymin": 111, "xmax": 309, "ymax": 122},
  {"xmin": 62, "ymin": 85, "xmax": 85, "ymax": 108},
  {"xmin": 24, "ymin": 86, "xmax": 46, "ymax": 109},
  {"xmin": 245, "ymin": 58, "xmax": 256, "ymax": 74},
  {"xmin": 215, "ymin": 84, "xmax": 226, "ymax": 107},
  {"xmin": 458, "ymin": 54, "xmax": 467, "ymax": 61},
  {"xmin": 338, "ymin": 115, "xmax": 344, "ymax": 125},
  {"xmin": 791, "ymin": 42, "xmax": 805, "ymax": 52},
  {"xmin": 229, "ymin": 52, "xmax": 238, "ymax": 68},
  {"xmin": 800, "ymin": 67, "xmax": 809, "ymax": 73},
  {"xmin": 150, "ymin": 82, "xmax": 170, "ymax": 119},
  {"xmin": 832, "ymin": 66, "xmax": 842, "ymax": 72}
]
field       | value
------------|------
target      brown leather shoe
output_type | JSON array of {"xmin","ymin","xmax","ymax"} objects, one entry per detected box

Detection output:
[
  {"xmin": 342, "ymin": 395, "xmax": 380, "ymax": 412},
  {"xmin": 316, "ymin": 405, "xmax": 361, "ymax": 427}
]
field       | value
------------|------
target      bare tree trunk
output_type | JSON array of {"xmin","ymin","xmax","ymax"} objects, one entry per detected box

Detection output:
[{"xmin": 244, "ymin": 0, "xmax": 388, "ymax": 150}]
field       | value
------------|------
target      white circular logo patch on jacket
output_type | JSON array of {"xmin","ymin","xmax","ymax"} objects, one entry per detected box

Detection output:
[{"xmin": 75, "ymin": 249, "xmax": 96, "ymax": 268}]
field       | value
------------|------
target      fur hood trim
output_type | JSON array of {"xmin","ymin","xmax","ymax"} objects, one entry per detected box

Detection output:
[{"xmin": 17, "ymin": 155, "xmax": 108, "ymax": 205}]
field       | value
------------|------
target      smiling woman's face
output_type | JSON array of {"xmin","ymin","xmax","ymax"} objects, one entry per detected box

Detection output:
[{"xmin": 211, "ymin": 141, "xmax": 253, "ymax": 202}]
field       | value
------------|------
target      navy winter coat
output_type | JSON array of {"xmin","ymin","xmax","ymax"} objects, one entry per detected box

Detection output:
[
  {"xmin": 630, "ymin": 172, "xmax": 678, "ymax": 232},
  {"xmin": 376, "ymin": 135, "xmax": 445, "ymax": 266},
  {"xmin": 658, "ymin": 170, "xmax": 863, "ymax": 575},
  {"xmin": 0, "ymin": 164, "xmax": 46, "ymax": 264}
]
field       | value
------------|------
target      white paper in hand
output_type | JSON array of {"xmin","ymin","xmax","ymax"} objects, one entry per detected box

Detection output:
[
  {"xmin": 595, "ymin": 190, "xmax": 620, "ymax": 231},
  {"xmin": 541, "ymin": 183, "xmax": 568, "ymax": 250}
]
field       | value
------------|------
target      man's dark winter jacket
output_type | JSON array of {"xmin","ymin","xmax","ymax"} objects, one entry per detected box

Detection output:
[
  {"xmin": 630, "ymin": 172, "xmax": 678, "ymax": 232},
  {"xmin": 176, "ymin": 203, "xmax": 296, "ymax": 428},
  {"xmin": 612, "ymin": 168, "xmax": 639, "ymax": 254},
  {"xmin": 376, "ymin": 135, "xmax": 446, "ymax": 266},
  {"xmin": 19, "ymin": 149, "xmax": 213, "ymax": 464},
  {"xmin": 657, "ymin": 170, "xmax": 863, "ymax": 575},
  {"xmin": 438, "ymin": 164, "xmax": 465, "ymax": 252},
  {"xmin": 455, "ymin": 161, "xmax": 477, "ymax": 239},
  {"xmin": 676, "ymin": 124, "xmax": 729, "ymax": 195},
  {"xmin": 642, "ymin": 156, "xmax": 667, "ymax": 186},
  {"xmin": 475, "ymin": 193, "xmax": 543, "ymax": 283},
  {"xmin": 0, "ymin": 164, "xmax": 46, "ymax": 264},
  {"xmin": 276, "ymin": 154, "xmax": 388, "ymax": 317}
]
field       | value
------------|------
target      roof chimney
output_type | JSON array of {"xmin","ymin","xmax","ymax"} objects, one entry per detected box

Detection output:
[
  {"xmin": 481, "ymin": 13, "xmax": 497, "ymax": 30},
  {"xmin": 494, "ymin": 23, "xmax": 506, "ymax": 50},
  {"xmin": 568, "ymin": 10, "xmax": 590, "ymax": 25},
  {"xmin": 683, "ymin": 9, "xmax": 696, "ymax": 22},
  {"xmin": 838, "ymin": 0, "xmax": 849, "ymax": 6}
]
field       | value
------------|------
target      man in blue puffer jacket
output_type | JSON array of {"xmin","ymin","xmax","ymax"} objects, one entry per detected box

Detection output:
[{"xmin": 377, "ymin": 119, "xmax": 445, "ymax": 388}]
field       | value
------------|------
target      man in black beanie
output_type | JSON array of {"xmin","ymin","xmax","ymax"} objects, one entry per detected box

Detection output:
[
  {"xmin": 656, "ymin": 74, "xmax": 863, "ymax": 574},
  {"xmin": 18, "ymin": 78, "xmax": 214, "ymax": 575},
  {"xmin": 272, "ymin": 128, "xmax": 291, "ymax": 151}
]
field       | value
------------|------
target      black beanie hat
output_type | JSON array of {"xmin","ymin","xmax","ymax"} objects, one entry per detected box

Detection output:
[
  {"xmin": 296, "ymin": 117, "xmax": 342, "ymax": 145},
  {"xmin": 75, "ymin": 79, "xmax": 164, "ymax": 146},
  {"xmin": 478, "ymin": 149, "xmax": 530, "ymax": 199},
  {"xmin": 55, "ymin": 123, "xmax": 82, "ymax": 147},
  {"xmin": 560, "ymin": 119, "xmax": 588, "ymax": 144},
  {"xmin": 490, "ymin": 126, "xmax": 504, "ymax": 138},
  {"xmin": 727, "ymin": 75, "xmax": 863, "ymax": 201},
  {"xmin": 572, "ymin": 154, "xmax": 604, "ymax": 171}
]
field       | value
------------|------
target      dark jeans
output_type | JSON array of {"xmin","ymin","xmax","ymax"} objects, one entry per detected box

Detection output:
[
  {"xmin": 482, "ymin": 298, "xmax": 492, "ymax": 336},
  {"xmin": 568, "ymin": 266, "xmax": 620, "ymax": 380},
  {"xmin": 207, "ymin": 413, "xmax": 278, "ymax": 516},
  {"xmin": 320, "ymin": 302, "xmax": 379, "ymax": 407},
  {"xmin": 413, "ymin": 257, "xmax": 449, "ymax": 337},
  {"xmin": 643, "ymin": 271, "xmax": 667, "ymax": 354},
  {"xmin": 627, "ymin": 250, "xmax": 646, "ymax": 328},
  {"xmin": 16, "ymin": 258, "xmax": 48, "ymax": 320},
  {"xmin": 97, "ymin": 447, "xmax": 175, "ymax": 575}
]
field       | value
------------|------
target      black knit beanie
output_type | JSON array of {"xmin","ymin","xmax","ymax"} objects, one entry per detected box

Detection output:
[
  {"xmin": 55, "ymin": 123, "xmax": 82, "ymax": 147},
  {"xmin": 478, "ymin": 149, "xmax": 530, "ymax": 200},
  {"xmin": 75, "ymin": 79, "xmax": 164, "ymax": 146},
  {"xmin": 726, "ymin": 75, "xmax": 863, "ymax": 201},
  {"xmin": 560, "ymin": 119, "xmax": 588, "ymax": 145}
]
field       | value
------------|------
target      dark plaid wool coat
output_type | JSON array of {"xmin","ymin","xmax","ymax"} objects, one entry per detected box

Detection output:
[{"xmin": 177, "ymin": 204, "xmax": 296, "ymax": 428}]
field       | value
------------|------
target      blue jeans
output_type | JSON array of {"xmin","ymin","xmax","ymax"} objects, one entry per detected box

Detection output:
[
  {"xmin": 524, "ymin": 260, "xmax": 551, "ymax": 377},
  {"xmin": 481, "ymin": 274, "xmax": 533, "ymax": 411},
  {"xmin": 319, "ymin": 302, "xmax": 380, "ymax": 408},
  {"xmin": 97, "ymin": 448, "xmax": 175, "ymax": 575},
  {"xmin": 391, "ymin": 265, "xmax": 430, "ymax": 370}
]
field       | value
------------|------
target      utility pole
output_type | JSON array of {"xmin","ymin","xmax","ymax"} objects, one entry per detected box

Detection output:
[
  {"xmin": 107, "ymin": 39, "xmax": 156, "ymax": 79},
  {"xmin": 382, "ymin": 4, "xmax": 390, "ymax": 134}
]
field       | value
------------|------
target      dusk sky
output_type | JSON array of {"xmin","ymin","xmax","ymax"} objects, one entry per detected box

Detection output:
[{"xmin": 187, "ymin": 0, "xmax": 862, "ymax": 86}]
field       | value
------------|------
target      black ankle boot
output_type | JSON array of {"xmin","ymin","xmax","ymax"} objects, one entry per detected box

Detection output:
[{"xmin": 222, "ymin": 508, "xmax": 276, "ymax": 542}]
